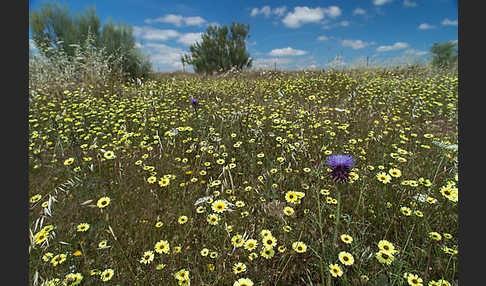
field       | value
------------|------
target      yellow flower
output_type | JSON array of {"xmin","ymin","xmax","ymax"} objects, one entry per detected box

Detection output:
[
  {"xmin": 244, "ymin": 239, "xmax": 258, "ymax": 251},
  {"xmin": 292, "ymin": 241, "xmax": 307, "ymax": 253},
  {"xmin": 407, "ymin": 273, "xmax": 423, "ymax": 286},
  {"xmin": 100, "ymin": 269, "xmax": 114, "ymax": 281},
  {"xmin": 388, "ymin": 168, "xmax": 402, "ymax": 178},
  {"xmin": 64, "ymin": 157, "xmax": 75, "ymax": 166},
  {"xmin": 376, "ymin": 250, "xmax": 394, "ymax": 265},
  {"xmin": 283, "ymin": 206, "xmax": 295, "ymax": 216},
  {"xmin": 329, "ymin": 264, "xmax": 343, "ymax": 277},
  {"xmin": 262, "ymin": 235, "xmax": 277, "ymax": 248},
  {"xmin": 377, "ymin": 172, "xmax": 392, "ymax": 184},
  {"xmin": 378, "ymin": 240, "xmax": 398, "ymax": 254},
  {"xmin": 140, "ymin": 250, "xmax": 154, "ymax": 264},
  {"xmin": 159, "ymin": 178, "xmax": 170, "ymax": 187},
  {"xmin": 97, "ymin": 197, "xmax": 111, "ymax": 208},
  {"xmin": 77, "ymin": 223, "xmax": 90, "ymax": 232},
  {"xmin": 429, "ymin": 232, "xmax": 442, "ymax": 241},
  {"xmin": 232, "ymin": 234, "xmax": 245, "ymax": 248},
  {"xmin": 285, "ymin": 191, "xmax": 299, "ymax": 204},
  {"xmin": 30, "ymin": 194, "xmax": 42, "ymax": 204},
  {"xmin": 33, "ymin": 231, "xmax": 48, "ymax": 245},
  {"xmin": 338, "ymin": 251, "xmax": 354, "ymax": 266},
  {"xmin": 211, "ymin": 200, "xmax": 227, "ymax": 213},
  {"xmin": 154, "ymin": 240, "xmax": 170, "ymax": 254},
  {"xmin": 178, "ymin": 216, "xmax": 188, "ymax": 224},
  {"xmin": 63, "ymin": 273, "xmax": 83, "ymax": 285},
  {"xmin": 232, "ymin": 262, "xmax": 247, "ymax": 274},
  {"xmin": 50, "ymin": 253, "xmax": 67, "ymax": 266},
  {"xmin": 103, "ymin": 151, "xmax": 116, "ymax": 159},
  {"xmin": 200, "ymin": 248, "xmax": 209, "ymax": 256}
]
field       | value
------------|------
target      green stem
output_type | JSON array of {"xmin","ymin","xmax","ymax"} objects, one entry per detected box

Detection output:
[
  {"xmin": 327, "ymin": 186, "xmax": 342, "ymax": 286},
  {"xmin": 316, "ymin": 188, "xmax": 326, "ymax": 286}
]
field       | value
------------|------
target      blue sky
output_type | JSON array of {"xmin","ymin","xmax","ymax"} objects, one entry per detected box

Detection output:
[{"xmin": 29, "ymin": 0, "xmax": 458, "ymax": 72}]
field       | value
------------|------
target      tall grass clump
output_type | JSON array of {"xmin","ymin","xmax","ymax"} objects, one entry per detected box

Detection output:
[
  {"xmin": 29, "ymin": 32, "xmax": 128, "ymax": 100},
  {"xmin": 29, "ymin": 64, "xmax": 458, "ymax": 286}
]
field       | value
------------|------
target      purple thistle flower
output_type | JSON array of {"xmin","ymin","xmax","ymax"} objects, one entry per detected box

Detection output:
[
  {"xmin": 326, "ymin": 154, "xmax": 355, "ymax": 183},
  {"xmin": 190, "ymin": 98, "xmax": 199, "ymax": 109}
]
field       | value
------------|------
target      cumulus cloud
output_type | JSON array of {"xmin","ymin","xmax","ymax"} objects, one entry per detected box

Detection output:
[
  {"xmin": 323, "ymin": 20, "xmax": 351, "ymax": 30},
  {"xmin": 133, "ymin": 26, "xmax": 180, "ymax": 41},
  {"xmin": 403, "ymin": 0, "xmax": 417, "ymax": 7},
  {"xmin": 418, "ymin": 23, "xmax": 436, "ymax": 30},
  {"xmin": 341, "ymin": 39, "xmax": 372, "ymax": 50},
  {"xmin": 442, "ymin": 18, "xmax": 458, "ymax": 26},
  {"xmin": 133, "ymin": 26, "xmax": 203, "ymax": 47},
  {"xmin": 282, "ymin": 6, "xmax": 341, "ymax": 28},
  {"xmin": 251, "ymin": 6, "xmax": 287, "ymax": 17},
  {"xmin": 268, "ymin": 47, "xmax": 308, "ymax": 56},
  {"xmin": 145, "ymin": 14, "xmax": 206, "ymax": 27},
  {"xmin": 176, "ymin": 32, "xmax": 202, "ymax": 46},
  {"xmin": 373, "ymin": 0, "xmax": 393, "ymax": 6},
  {"xmin": 376, "ymin": 42, "xmax": 409, "ymax": 52},
  {"xmin": 352, "ymin": 8, "xmax": 366, "ymax": 15},
  {"xmin": 317, "ymin": 35, "xmax": 329, "ymax": 41},
  {"xmin": 273, "ymin": 6, "xmax": 288, "ymax": 17},
  {"xmin": 142, "ymin": 42, "xmax": 186, "ymax": 69}
]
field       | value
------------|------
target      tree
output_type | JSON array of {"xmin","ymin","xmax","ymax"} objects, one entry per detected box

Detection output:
[
  {"xmin": 429, "ymin": 41, "xmax": 458, "ymax": 68},
  {"xmin": 182, "ymin": 22, "xmax": 252, "ymax": 74},
  {"xmin": 29, "ymin": 2, "xmax": 151, "ymax": 79}
]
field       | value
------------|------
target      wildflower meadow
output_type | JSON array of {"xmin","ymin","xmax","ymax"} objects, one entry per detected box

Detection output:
[{"xmin": 29, "ymin": 62, "xmax": 458, "ymax": 285}]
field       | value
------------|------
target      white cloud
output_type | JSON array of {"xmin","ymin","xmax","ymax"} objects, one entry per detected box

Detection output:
[
  {"xmin": 325, "ymin": 6, "xmax": 342, "ymax": 18},
  {"xmin": 273, "ymin": 6, "xmax": 288, "ymax": 17},
  {"xmin": 353, "ymin": 8, "xmax": 366, "ymax": 15},
  {"xmin": 376, "ymin": 42, "xmax": 409, "ymax": 52},
  {"xmin": 442, "ymin": 18, "xmax": 458, "ymax": 26},
  {"xmin": 323, "ymin": 20, "xmax": 351, "ymax": 30},
  {"xmin": 282, "ymin": 6, "xmax": 341, "ymax": 28},
  {"xmin": 206, "ymin": 22, "xmax": 220, "ymax": 28},
  {"xmin": 268, "ymin": 47, "xmax": 308, "ymax": 56},
  {"xmin": 403, "ymin": 0, "xmax": 417, "ymax": 7},
  {"xmin": 176, "ymin": 32, "xmax": 202, "ymax": 46},
  {"xmin": 251, "ymin": 6, "xmax": 287, "ymax": 17},
  {"xmin": 254, "ymin": 6, "xmax": 271, "ymax": 17},
  {"xmin": 250, "ymin": 8, "xmax": 260, "ymax": 17},
  {"xmin": 373, "ymin": 0, "xmax": 393, "ymax": 6},
  {"xmin": 338, "ymin": 20, "xmax": 350, "ymax": 27},
  {"xmin": 183, "ymin": 16, "xmax": 206, "ymax": 26},
  {"xmin": 133, "ymin": 26, "xmax": 180, "ymax": 41},
  {"xmin": 418, "ymin": 23, "xmax": 436, "ymax": 30},
  {"xmin": 145, "ymin": 14, "xmax": 206, "ymax": 27},
  {"xmin": 317, "ymin": 35, "xmax": 329, "ymax": 41},
  {"xmin": 143, "ymin": 42, "xmax": 186, "ymax": 69},
  {"xmin": 341, "ymin": 39, "xmax": 371, "ymax": 50}
]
